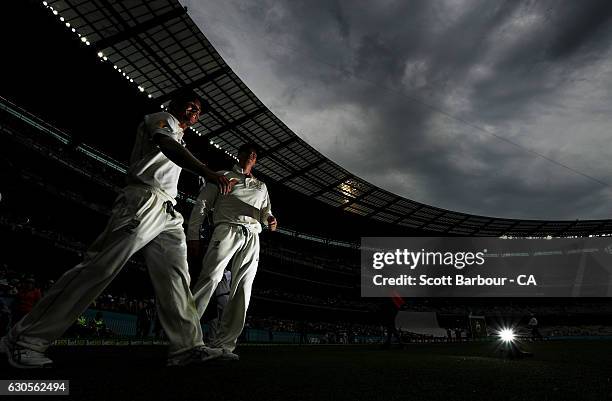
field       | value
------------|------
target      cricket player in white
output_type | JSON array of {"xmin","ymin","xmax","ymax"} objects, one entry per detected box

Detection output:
[
  {"xmin": 187, "ymin": 143, "xmax": 277, "ymax": 360},
  {"xmin": 1, "ymin": 91, "xmax": 233, "ymax": 368}
]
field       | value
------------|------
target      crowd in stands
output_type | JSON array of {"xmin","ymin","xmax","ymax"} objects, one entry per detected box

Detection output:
[
  {"xmin": 1, "ymin": 212, "xmax": 376, "ymax": 313},
  {"xmin": 404, "ymin": 299, "xmax": 612, "ymax": 317},
  {"xmin": 247, "ymin": 316, "xmax": 383, "ymax": 338},
  {"xmin": 543, "ymin": 325, "xmax": 612, "ymax": 337},
  {"xmin": 261, "ymin": 242, "xmax": 357, "ymax": 274},
  {"xmin": 254, "ymin": 288, "xmax": 375, "ymax": 312},
  {"xmin": 2, "ymin": 262, "xmax": 612, "ymax": 342},
  {"xmin": 1, "ymin": 215, "xmax": 85, "ymax": 255}
]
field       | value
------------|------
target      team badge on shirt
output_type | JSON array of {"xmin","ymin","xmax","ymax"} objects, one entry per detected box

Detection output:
[{"xmin": 247, "ymin": 179, "xmax": 263, "ymax": 191}]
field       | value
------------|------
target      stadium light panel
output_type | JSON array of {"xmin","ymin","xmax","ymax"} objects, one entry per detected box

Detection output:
[{"xmin": 498, "ymin": 328, "xmax": 516, "ymax": 343}]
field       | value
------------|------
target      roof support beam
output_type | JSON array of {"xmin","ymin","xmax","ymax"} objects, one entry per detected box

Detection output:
[
  {"xmin": 203, "ymin": 106, "xmax": 267, "ymax": 139},
  {"xmin": 392, "ymin": 205, "xmax": 424, "ymax": 224},
  {"xmin": 100, "ymin": 0, "xmax": 187, "ymax": 88},
  {"xmin": 416, "ymin": 210, "xmax": 447, "ymax": 230},
  {"xmin": 337, "ymin": 187, "xmax": 377, "ymax": 209},
  {"xmin": 94, "ymin": 7, "xmax": 188, "ymax": 50},
  {"xmin": 156, "ymin": 67, "xmax": 230, "ymax": 103},
  {"xmin": 443, "ymin": 215, "xmax": 472, "ymax": 233},
  {"xmin": 311, "ymin": 175, "xmax": 352, "ymax": 198},
  {"xmin": 366, "ymin": 198, "xmax": 398, "ymax": 218},
  {"xmin": 499, "ymin": 220, "xmax": 521, "ymax": 237},
  {"xmin": 281, "ymin": 158, "xmax": 327, "ymax": 182},
  {"xmin": 469, "ymin": 218, "xmax": 496, "ymax": 236},
  {"xmin": 261, "ymin": 137, "xmax": 299, "ymax": 157}
]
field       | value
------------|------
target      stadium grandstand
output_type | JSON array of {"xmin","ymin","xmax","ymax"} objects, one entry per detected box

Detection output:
[{"xmin": 1, "ymin": 1, "xmax": 612, "ymax": 400}]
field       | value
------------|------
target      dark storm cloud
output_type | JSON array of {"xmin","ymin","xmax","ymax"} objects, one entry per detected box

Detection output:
[
  {"xmin": 546, "ymin": 0, "xmax": 612, "ymax": 60},
  {"xmin": 183, "ymin": 0, "xmax": 612, "ymax": 219}
]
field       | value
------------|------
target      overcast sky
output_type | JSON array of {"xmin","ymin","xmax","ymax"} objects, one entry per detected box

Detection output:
[{"xmin": 182, "ymin": 0, "xmax": 612, "ymax": 220}]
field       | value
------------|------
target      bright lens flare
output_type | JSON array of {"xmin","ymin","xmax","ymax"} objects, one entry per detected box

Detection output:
[{"xmin": 498, "ymin": 328, "xmax": 516, "ymax": 343}]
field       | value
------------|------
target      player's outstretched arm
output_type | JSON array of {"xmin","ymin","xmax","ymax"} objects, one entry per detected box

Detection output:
[
  {"xmin": 267, "ymin": 215, "xmax": 278, "ymax": 231},
  {"xmin": 154, "ymin": 134, "xmax": 233, "ymax": 194}
]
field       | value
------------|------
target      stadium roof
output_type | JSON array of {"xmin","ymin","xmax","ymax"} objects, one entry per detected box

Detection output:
[{"xmin": 41, "ymin": 0, "xmax": 612, "ymax": 238}]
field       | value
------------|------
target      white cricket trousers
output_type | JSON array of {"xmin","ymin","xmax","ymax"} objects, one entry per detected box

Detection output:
[
  {"xmin": 192, "ymin": 224, "xmax": 259, "ymax": 351},
  {"xmin": 8, "ymin": 185, "xmax": 204, "ymax": 356},
  {"xmin": 208, "ymin": 294, "xmax": 229, "ymax": 342}
]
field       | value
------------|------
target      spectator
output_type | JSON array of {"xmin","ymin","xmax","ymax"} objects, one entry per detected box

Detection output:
[
  {"xmin": 91, "ymin": 311, "xmax": 109, "ymax": 338},
  {"xmin": 12, "ymin": 278, "xmax": 42, "ymax": 322},
  {"xmin": 0, "ymin": 301, "xmax": 11, "ymax": 337},
  {"xmin": 136, "ymin": 302, "xmax": 153, "ymax": 338},
  {"xmin": 528, "ymin": 314, "xmax": 543, "ymax": 341}
]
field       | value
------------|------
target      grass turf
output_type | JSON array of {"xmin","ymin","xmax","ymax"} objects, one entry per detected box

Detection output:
[{"xmin": 1, "ymin": 340, "xmax": 611, "ymax": 401}]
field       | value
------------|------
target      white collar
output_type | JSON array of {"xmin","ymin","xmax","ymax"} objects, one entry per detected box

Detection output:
[{"xmin": 232, "ymin": 164, "xmax": 254, "ymax": 178}]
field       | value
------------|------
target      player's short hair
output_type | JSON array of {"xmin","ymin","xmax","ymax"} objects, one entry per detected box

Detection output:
[
  {"xmin": 168, "ymin": 90, "xmax": 204, "ymax": 111},
  {"xmin": 238, "ymin": 142, "xmax": 260, "ymax": 156}
]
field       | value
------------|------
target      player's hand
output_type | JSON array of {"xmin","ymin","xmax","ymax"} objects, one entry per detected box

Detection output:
[
  {"xmin": 206, "ymin": 172, "xmax": 235, "ymax": 195},
  {"xmin": 267, "ymin": 216, "xmax": 278, "ymax": 232},
  {"xmin": 187, "ymin": 240, "xmax": 202, "ymax": 260}
]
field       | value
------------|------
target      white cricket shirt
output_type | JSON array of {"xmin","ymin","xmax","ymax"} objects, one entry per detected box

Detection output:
[
  {"xmin": 187, "ymin": 164, "xmax": 273, "ymax": 239},
  {"xmin": 126, "ymin": 112, "xmax": 185, "ymax": 199}
]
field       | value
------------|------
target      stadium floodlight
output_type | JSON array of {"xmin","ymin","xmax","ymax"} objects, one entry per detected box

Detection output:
[
  {"xmin": 81, "ymin": 36, "xmax": 87, "ymax": 43},
  {"xmin": 498, "ymin": 328, "xmax": 516, "ymax": 343},
  {"xmin": 42, "ymin": 1, "xmax": 48, "ymax": 6},
  {"xmin": 52, "ymin": 10, "xmax": 58, "ymax": 15},
  {"xmin": 65, "ymin": 22, "xmax": 71, "ymax": 28},
  {"xmin": 97, "ymin": 52, "xmax": 104, "ymax": 58}
]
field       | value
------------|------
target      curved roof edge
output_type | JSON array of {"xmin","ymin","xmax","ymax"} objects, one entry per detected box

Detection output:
[{"xmin": 45, "ymin": 0, "xmax": 612, "ymax": 237}]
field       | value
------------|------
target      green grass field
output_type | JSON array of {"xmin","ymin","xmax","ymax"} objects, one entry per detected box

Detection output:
[{"xmin": 1, "ymin": 340, "xmax": 611, "ymax": 400}]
